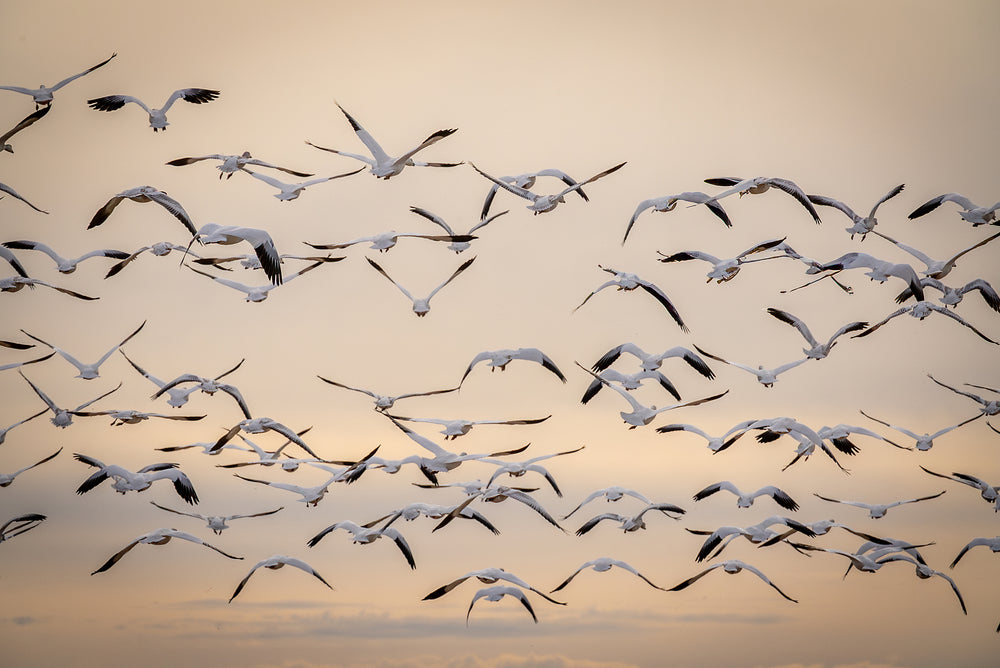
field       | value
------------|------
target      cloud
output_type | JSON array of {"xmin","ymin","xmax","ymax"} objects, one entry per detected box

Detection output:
[
  {"xmin": 7, "ymin": 616, "xmax": 38, "ymax": 626},
  {"xmin": 252, "ymin": 654, "xmax": 639, "ymax": 668}
]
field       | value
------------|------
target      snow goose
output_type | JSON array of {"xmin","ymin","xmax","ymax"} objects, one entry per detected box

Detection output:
[
  {"xmin": 305, "ymin": 229, "xmax": 473, "ymax": 253},
  {"xmin": 366, "ymin": 256, "xmax": 474, "ymax": 317},
  {"xmin": 927, "ymin": 376, "xmax": 1000, "ymax": 416},
  {"xmin": 372, "ymin": 502, "xmax": 501, "ymax": 536},
  {"xmin": 561, "ymin": 486, "xmax": 653, "ymax": 520},
  {"xmin": 91, "ymin": 528, "xmax": 241, "ymax": 575},
  {"xmin": 316, "ymin": 375, "xmax": 459, "ymax": 412},
  {"xmin": 18, "ymin": 372, "xmax": 120, "ymax": 428},
  {"xmin": 908, "ymin": 192, "xmax": 1000, "ymax": 226},
  {"xmin": 460, "ymin": 347, "xmax": 566, "ymax": 384},
  {"xmin": 692, "ymin": 481, "xmax": 798, "ymax": 511},
  {"xmin": 693, "ymin": 344, "xmax": 808, "ymax": 388},
  {"xmin": 2, "ymin": 240, "xmax": 129, "ymax": 274},
  {"xmin": 87, "ymin": 87, "xmax": 220, "ymax": 131},
  {"xmin": 859, "ymin": 409, "xmax": 981, "ymax": 451},
  {"xmin": 667, "ymin": 560, "xmax": 798, "ymax": 602},
  {"xmin": 229, "ymin": 555, "xmax": 332, "ymax": 603},
  {"xmin": 580, "ymin": 368, "xmax": 682, "ymax": 404},
  {"xmin": 806, "ymin": 183, "xmax": 905, "ymax": 239},
  {"xmin": 423, "ymin": 567, "xmax": 564, "ymax": 604},
  {"xmin": 919, "ymin": 466, "xmax": 999, "ymax": 510},
  {"xmin": 74, "ymin": 454, "xmax": 199, "ymax": 504},
  {"xmin": 20, "ymin": 320, "xmax": 145, "ymax": 380},
  {"xmin": 575, "ymin": 502, "xmax": 686, "ymax": 536},
  {"xmin": 852, "ymin": 301, "xmax": 998, "ymax": 345},
  {"xmin": 149, "ymin": 502, "xmax": 282, "ymax": 535},
  {"xmin": 894, "ymin": 277, "xmax": 999, "ymax": 312},
  {"xmin": 305, "ymin": 102, "xmax": 460, "ymax": 179},
  {"xmin": 471, "ymin": 161, "xmax": 625, "ymax": 216},
  {"xmin": 480, "ymin": 445, "xmax": 585, "ymax": 496},
  {"xmin": 466, "ymin": 586, "xmax": 537, "ymax": 625},
  {"xmin": 185, "ymin": 260, "xmax": 331, "ymax": 303},
  {"xmin": 166, "ymin": 151, "xmax": 313, "ymax": 179},
  {"xmin": 575, "ymin": 266, "xmax": 687, "ymax": 332},
  {"xmin": 479, "ymin": 168, "xmax": 591, "ymax": 220},
  {"xmin": 703, "ymin": 176, "xmax": 821, "ymax": 224},
  {"xmin": 0, "ymin": 53, "xmax": 116, "ymax": 108},
  {"xmin": 624, "ymin": 191, "xmax": 732, "ymax": 244},
  {"xmin": 307, "ymin": 520, "xmax": 416, "ymax": 569},
  {"xmin": 591, "ymin": 343, "xmax": 714, "ymax": 379},
  {"xmin": 0, "ymin": 447, "xmax": 61, "ymax": 487},
  {"xmin": 409, "ymin": 206, "xmax": 509, "ymax": 253},
  {"xmin": 812, "ymin": 490, "xmax": 946, "ymax": 519},
  {"xmin": 243, "ymin": 166, "xmax": 364, "ymax": 201},
  {"xmin": 656, "ymin": 237, "xmax": 790, "ymax": 283},
  {"xmin": 551, "ymin": 557, "xmax": 665, "ymax": 592},
  {"xmin": 870, "ymin": 228, "xmax": 1000, "ymax": 279},
  {"xmin": 88, "ymin": 186, "xmax": 195, "ymax": 235},
  {"xmin": 104, "ymin": 241, "xmax": 201, "ymax": 279},
  {"xmin": 686, "ymin": 516, "xmax": 816, "ymax": 562},
  {"xmin": 765, "ymin": 307, "xmax": 868, "ymax": 359}
]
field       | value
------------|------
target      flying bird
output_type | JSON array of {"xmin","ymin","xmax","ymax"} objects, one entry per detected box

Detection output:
[
  {"xmin": 919, "ymin": 466, "xmax": 999, "ymax": 510},
  {"xmin": 591, "ymin": 343, "xmax": 715, "ymax": 379},
  {"xmin": 950, "ymin": 536, "xmax": 1000, "ymax": 569},
  {"xmin": 575, "ymin": 265, "xmax": 687, "ymax": 332},
  {"xmin": 561, "ymin": 486, "xmax": 653, "ymax": 519},
  {"xmin": 807, "ymin": 183, "xmax": 905, "ymax": 238},
  {"xmin": 91, "ymin": 528, "xmax": 242, "ymax": 575},
  {"xmin": 908, "ymin": 192, "xmax": 1000, "ymax": 226},
  {"xmin": 693, "ymin": 345, "xmax": 808, "ymax": 388},
  {"xmin": 580, "ymin": 368, "xmax": 683, "ymax": 404},
  {"xmin": 479, "ymin": 168, "xmax": 592, "ymax": 220},
  {"xmin": 20, "ymin": 320, "xmax": 145, "ymax": 380},
  {"xmin": 0, "ymin": 513, "xmax": 45, "ymax": 544},
  {"xmin": 667, "ymin": 560, "xmax": 798, "ymax": 603},
  {"xmin": 460, "ymin": 348, "xmax": 567, "ymax": 384},
  {"xmin": 692, "ymin": 481, "xmax": 798, "ymax": 511},
  {"xmin": 409, "ymin": 206, "xmax": 509, "ymax": 253},
  {"xmin": 859, "ymin": 409, "xmax": 981, "ymax": 451},
  {"xmin": 465, "ymin": 586, "xmax": 538, "ymax": 625},
  {"xmin": 894, "ymin": 277, "xmax": 1000, "ymax": 313},
  {"xmin": 148, "ymin": 361, "xmax": 251, "ymax": 419},
  {"xmin": 305, "ymin": 102, "xmax": 460, "ymax": 179},
  {"xmin": 307, "ymin": 520, "xmax": 416, "ymax": 569},
  {"xmin": 575, "ymin": 502, "xmax": 686, "ymax": 536},
  {"xmin": 0, "ymin": 53, "xmax": 116, "ymax": 107},
  {"xmin": 765, "ymin": 307, "xmax": 868, "ymax": 359},
  {"xmin": 149, "ymin": 501, "xmax": 283, "ymax": 535},
  {"xmin": 656, "ymin": 237, "xmax": 790, "ymax": 283},
  {"xmin": 871, "ymin": 228, "xmax": 1000, "ymax": 280},
  {"xmin": 551, "ymin": 557, "xmax": 665, "ymax": 592},
  {"xmin": 481, "ymin": 445, "xmax": 585, "ymax": 496},
  {"xmin": 385, "ymin": 413, "xmax": 550, "ymax": 440},
  {"xmin": 185, "ymin": 260, "xmax": 332, "ymax": 303},
  {"xmin": 87, "ymin": 87, "xmax": 220, "ymax": 131},
  {"xmin": 243, "ymin": 166, "xmax": 364, "ymax": 201},
  {"xmin": 316, "ymin": 375, "xmax": 459, "ymax": 412},
  {"xmin": 423, "ymin": 567, "xmax": 565, "ymax": 604},
  {"xmin": 852, "ymin": 300, "xmax": 998, "ymax": 345},
  {"xmin": 166, "ymin": 151, "xmax": 314, "ymax": 179},
  {"xmin": 305, "ymin": 229, "xmax": 474, "ymax": 253},
  {"xmin": 927, "ymin": 375, "xmax": 1000, "ymax": 416},
  {"xmin": 624, "ymin": 191, "xmax": 732, "ymax": 244},
  {"xmin": 470, "ymin": 161, "xmax": 626, "ymax": 215},
  {"xmin": 702, "ymin": 175, "xmax": 822, "ymax": 224},
  {"xmin": 104, "ymin": 241, "xmax": 202, "ymax": 279},
  {"xmin": 229, "ymin": 555, "xmax": 332, "ymax": 603},
  {"xmin": 74, "ymin": 454, "xmax": 199, "ymax": 504},
  {"xmin": 1, "ymin": 240, "xmax": 129, "ymax": 274},
  {"xmin": 813, "ymin": 490, "xmax": 947, "ymax": 519},
  {"xmin": 19, "ymin": 372, "xmax": 120, "ymax": 428},
  {"xmin": 69, "ymin": 408, "xmax": 206, "ymax": 427},
  {"xmin": 88, "ymin": 186, "xmax": 196, "ymax": 236},
  {"xmin": 187, "ymin": 223, "xmax": 283, "ymax": 285},
  {"xmin": 687, "ymin": 516, "xmax": 816, "ymax": 562},
  {"xmin": 366, "ymin": 256, "xmax": 475, "ymax": 317}
]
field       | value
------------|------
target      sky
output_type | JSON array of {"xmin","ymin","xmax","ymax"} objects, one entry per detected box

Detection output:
[{"xmin": 1, "ymin": 1, "xmax": 999, "ymax": 666}]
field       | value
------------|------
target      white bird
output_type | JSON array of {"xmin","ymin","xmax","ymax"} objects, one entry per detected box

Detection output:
[
  {"xmin": 187, "ymin": 223, "xmax": 283, "ymax": 285},
  {"xmin": 928, "ymin": 375, "xmax": 1000, "ymax": 416},
  {"xmin": 1, "ymin": 276, "xmax": 97, "ymax": 300},
  {"xmin": 575, "ymin": 502, "xmax": 686, "ymax": 536},
  {"xmin": 471, "ymin": 161, "xmax": 626, "ymax": 215},
  {"xmin": 1, "ymin": 105, "xmax": 50, "ymax": 153},
  {"xmin": 243, "ymin": 166, "xmax": 364, "ymax": 201},
  {"xmin": 166, "ymin": 151, "xmax": 314, "ymax": 179},
  {"xmin": 894, "ymin": 277, "xmax": 1000, "ymax": 312},
  {"xmin": 74, "ymin": 454, "xmax": 199, "ymax": 504},
  {"xmin": 576, "ymin": 362, "xmax": 728, "ymax": 428},
  {"xmin": 551, "ymin": 557, "xmax": 665, "ymax": 592},
  {"xmin": 235, "ymin": 471, "xmax": 353, "ymax": 508},
  {"xmin": 575, "ymin": 265, "xmax": 687, "ymax": 332},
  {"xmin": 423, "ymin": 567, "xmax": 565, "ymax": 605},
  {"xmin": 91, "ymin": 528, "xmax": 242, "ymax": 575},
  {"xmin": 316, "ymin": 375, "xmax": 459, "ymax": 412},
  {"xmin": 667, "ymin": 560, "xmax": 798, "ymax": 603},
  {"xmin": 623, "ymin": 191, "xmax": 732, "ymax": 244},
  {"xmin": 409, "ymin": 206, "xmax": 509, "ymax": 253},
  {"xmin": 305, "ymin": 102, "xmax": 460, "ymax": 179},
  {"xmin": 149, "ymin": 501, "xmax": 283, "ymax": 535},
  {"xmin": 70, "ymin": 408, "xmax": 206, "ymax": 427},
  {"xmin": 20, "ymin": 320, "xmax": 145, "ymax": 380},
  {"xmin": 372, "ymin": 501, "xmax": 501, "ymax": 535},
  {"xmin": 305, "ymin": 229, "xmax": 474, "ymax": 253},
  {"xmin": 192, "ymin": 252, "xmax": 335, "ymax": 272},
  {"xmin": 460, "ymin": 347, "xmax": 567, "ymax": 384},
  {"xmin": 702, "ymin": 176, "xmax": 821, "ymax": 224},
  {"xmin": 120, "ymin": 351, "xmax": 231, "ymax": 410},
  {"xmin": 806, "ymin": 183, "xmax": 905, "ymax": 238},
  {"xmin": 0, "ymin": 181, "xmax": 47, "ymax": 213},
  {"xmin": 686, "ymin": 516, "xmax": 816, "ymax": 562},
  {"xmin": 920, "ymin": 465, "xmax": 999, "ymax": 510},
  {"xmin": 0, "ymin": 407, "xmax": 48, "ymax": 445},
  {"xmin": 213, "ymin": 417, "xmax": 320, "ymax": 458},
  {"xmin": 581, "ymin": 368, "xmax": 683, "ymax": 404},
  {"xmin": 0, "ymin": 447, "xmax": 61, "ymax": 487},
  {"xmin": 757, "ymin": 519, "xmax": 892, "ymax": 549},
  {"xmin": 366, "ymin": 256, "xmax": 475, "ymax": 317},
  {"xmin": 307, "ymin": 520, "xmax": 416, "ymax": 569},
  {"xmin": 229, "ymin": 555, "xmax": 332, "ymax": 603},
  {"xmin": 693, "ymin": 481, "xmax": 798, "ymax": 511},
  {"xmin": 859, "ymin": 409, "xmax": 981, "ymax": 451},
  {"xmin": 1, "ymin": 240, "xmax": 129, "ymax": 274},
  {"xmin": 656, "ymin": 237, "xmax": 791, "ymax": 283},
  {"xmin": 434, "ymin": 485, "xmax": 565, "ymax": 532},
  {"xmin": 878, "ymin": 553, "xmax": 967, "ymax": 614},
  {"xmin": 591, "ymin": 342, "xmax": 715, "ymax": 379},
  {"xmin": 0, "ymin": 513, "xmax": 45, "ymax": 544},
  {"xmin": 386, "ymin": 413, "xmax": 550, "ymax": 440},
  {"xmin": 479, "ymin": 168, "xmax": 592, "ymax": 220},
  {"xmin": 908, "ymin": 192, "xmax": 1000, "ymax": 226},
  {"xmin": 870, "ymin": 228, "xmax": 1000, "ymax": 279},
  {"xmin": 0, "ymin": 53, "xmax": 116, "ymax": 107},
  {"xmin": 149, "ymin": 360, "xmax": 251, "ymax": 419},
  {"xmin": 465, "ymin": 586, "xmax": 537, "ymax": 625},
  {"xmin": 207, "ymin": 426, "xmax": 311, "ymax": 465},
  {"xmin": 19, "ymin": 372, "xmax": 120, "ymax": 428},
  {"xmin": 789, "ymin": 541, "xmax": 926, "ymax": 576},
  {"xmin": 813, "ymin": 490, "xmax": 946, "ymax": 519},
  {"xmin": 88, "ymin": 186, "xmax": 196, "ymax": 236},
  {"xmin": 693, "ymin": 345, "xmax": 808, "ymax": 388},
  {"xmin": 561, "ymin": 486, "xmax": 654, "ymax": 520},
  {"xmin": 809, "ymin": 251, "xmax": 925, "ymax": 300},
  {"xmin": 950, "ymin": 536, "xmax": 1000, "ymax": 568},
  {"xmin": 765, "ymin": 307, "xmax": 868, "ymax": 359},
  {"xmin": 104, "ymin": 241, "xmax": 202, "ymax": 279},
  {"xmin": 185, "ymin": 260, "xmax": 331, "ymax": 303},
  {"xmin": 480, "ymin": 445, "xmax": 585, "ymax": 496},
  {"xmin": 87, "ymin": 87, "xmax": 220, "ymax": 131},
  {"xmin": 852, "ymin": 301, "xmax": 998, "ymax": 345},
  {"xmin": 655, "ymin": 420, "xmax": 759, "ymax": 453},
  {"xmin": 748, "ymin": 416, "xmax": 851, "ymax": 473}
]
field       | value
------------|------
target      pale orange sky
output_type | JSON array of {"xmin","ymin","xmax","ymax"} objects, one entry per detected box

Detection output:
[{"xmin": 1, "ymin": 2, "xmax": 999, "ymax": 667}]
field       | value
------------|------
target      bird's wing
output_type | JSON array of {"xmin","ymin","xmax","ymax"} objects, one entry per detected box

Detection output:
[
  {"xmin": 657, "ymin": 250, "xmax": 721, "ymax": 265},
  {"xmin": 408, "ymin": 206, "xmax": 455, "ymax": 235},
  {"xmin": 50, "ymin": 53, "xmax": 117, "ymax": 90},
  {"xmin": 575, "ymin": 513, "xmax": 622, "ymax": 536},
  {"xmin": 381, "ymin": 528, "xmax": 417, "ymax": 569},
  {"xmin": 807, "ymin": 193, "xmax": 856, "ymax": 220},
  {"xmin": 0, "ymin": 106, "xmax": 51, "ymax": 147},
  {"xmin": 470, "ymin": 164, "xmax": 536, "ymax": 202},
  {"xmin": 87, "ymin": 95, "xmax": 151, "ymax": 114},
  {"xmin": 930, "ymin": 306, "xmax": 999, "ymax": 344},
  {"xmin": 91, "ymin": 536, "xmax": 143, "ymax": 574},
  {"xmin": 667, "ymin": 564, "xmax": 722, "ymax": 591},
  {"xmin": 336, "ymin": 102, "xmax": 391, "ymax": 164},
  {"xmin": 693, "ymin": 481, "xmax": 736, "ymax": 501},
  {"xmin": 0, "ymin": 183, "xmax": 47, "ymax": 213},
  {"xmin": 161, "ymin": 88, "xmax": 220, "ymax": 112},
  {"xmin": 555, "ymin": 162, "xmax": 626, "ymax": 199},
  {"xmin": 219, "ymin": 385, "xmax": 253, "ymax": 420},
  {"xmin": 366, "ymin": 257, "xmax": 413, "ymax": 300},
  {"xmin": 316, "ymin": 376, "xmax": 377, "ymax": 399},
  {"xmin": 394, "ymin": 128, "xmax": 458, "ymax": 168},
  {"xmin": 426, "ymin": 256, "xmax": 476, "ymax": 300},
  {"xmin": 303, "ymin": 140, "xmax": 374, "ymax": 167},
  {"xmin": 636, "ymin": 280, "xmax": 687, "ymax": 332},
  {"xmin": 94, "ymin": 320, "xmax": 146, "ymax": 368},
  {"xmin": 145, "ymin": 190, "xmax": 197, "ymax": 237},
  {"xmin": 740, "ymin": 562, "xmax": 798, "ymax": 602},
  {"xmin": 10, "ymin": 447, "xmax": 62, "ymax": 478},
  {"xmin": 468, "ymin": 209, "xmax": 509, "ymax": 235},
  {"xmin": 149, "ymin": 501, "xmax": 204, "ymax": 521},
  {"xmin": 868, "ymin": 183, "xmax": 906, "ymax": 217},
  {"xmin": 767, "ymin": 178, "xmax": 822, "ymax": 224},
  {"xmin": 765, "ymin": 307, "xmax": 819, "ymax": 347},
  {"xmin": 908, "ymin": 193, "xmax": 975, "ymax": 219}
]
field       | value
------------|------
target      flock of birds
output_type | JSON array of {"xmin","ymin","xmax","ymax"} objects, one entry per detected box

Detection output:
[{"xmin": 2, "ymin": 53, "xmax": 1000, "ymax": 637}]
